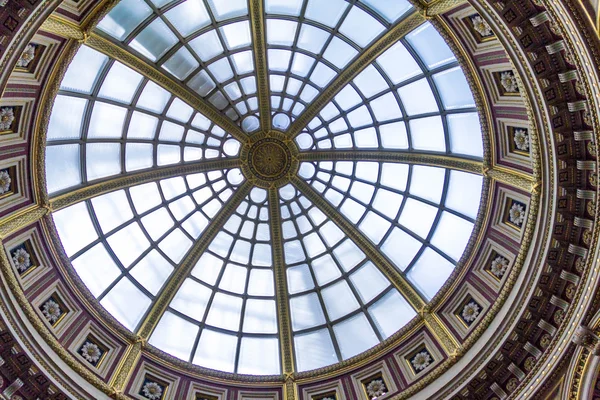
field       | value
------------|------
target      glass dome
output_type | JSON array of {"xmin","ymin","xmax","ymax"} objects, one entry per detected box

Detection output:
[{"xmin": 45, "ymin": 0, "xmax": 484, "ymax": 375}]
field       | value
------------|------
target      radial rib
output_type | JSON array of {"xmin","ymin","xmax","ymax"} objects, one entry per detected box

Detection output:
[
  {"xmin": 268, "ymin": 188, "xmax": 295, "ymax": 374},
  {"xmin": 40, "ymin": 15, "xmax": 248, "ymax": 142},
  {"xmin": 299, "ymin": 151, "xmax": 483, "ymax": 174},
  {"xmin": 136, "ymin": 181, "xmax": 252, "ymax": 339},
  {"xmin": 287, "ymin": 11, "xmax": 425, "ymax": 139},
  {"xmin": 49, "ymin": 158, "xmax": 241, "ymax": 212},
  {"xmin": 0, "ymin": 205, "xmax": 49, "ymax": 240},
  {"xmin": 249, "ymin": 0, "xmax": 272, "ymax": 130},
  {"xmin": 291, "ymin": 177, "xmax": 427, "ymax": 311}
]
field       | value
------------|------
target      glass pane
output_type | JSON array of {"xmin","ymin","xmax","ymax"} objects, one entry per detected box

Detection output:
[
  {"xmin": 207, "ymin": 0, "xmax": 248, "ymax": 20},
  {"xmin": 97, "ymin": 0, "xmax": 152, "ymax": 40},
  {"xmin": 190, "ymin": 30, "xmax": 224, "ymax": 61},
  {"xmin": 162, "ymin": 47, "xmax": 199, "ymax": 80},
  {"xmin": 98, "ymin": 62, "xmax": 143, "ymax": 103},
  {"xmin": 407, "ymin": 248, "xmax": 454, "ymax": 300},
  {"xmin": 86, "ymin": 143, "xmax": 121, "ymax": 181},
  {"xmin": 409, "ymin": 116, "xmax": 445, "ymax": 152},
  {"xmin": 398, "ymin": 78, "xmax": 437, "ymax": 115},
  {"xmin": 137, "ymin": 81, "xmax": 171, "ymax": 113},
  {"xmin": 237, "ymin": 337, "xmax": 280, "ymax": 375},
  {"xmin": 71, "ymin": 244, "xmax": 121, "ymax": 297},
  {"xmin": 290, "ymin": 293, "xmax": 326, "ymax": 330},
  {"xmin": 339, "ymin": 6, "xmax": 385, "ymax": 47},
  {"xmin": 170, "ymin": 279, "xmax": 211, "ymax": 321},
  {"xmin": 165, "ymin": 0, "xmax": 210, "ymax": 36},
  {"xmin": 149, "ymin": 311, "xmax": 198, "ymax": 360},
  {"xmin": 369, "ymin": 290, "xmax": 415, "ymax": 338},
  {"xmin": 130, "ymin": 250, "xmax": 173, "ymax": 295},
  {"xmin": 305, "ymin": 0, "xmax": 349, "ymax": 28},
  {"xmin": 431, "ymin": 212, "xmax": 473, "ymax": 261},
  {"xmin": 130, "ymin": 18, "xmax": 178, "ymax": 62},
  {"xmin": 53, "ymin": 202, "xmax": 97, "ymax": 256},
  {"xmin": 333, "ymin": 313, "xmax": 378, "ymax": 359},
  {"xmin": 361, "ymin": 0, "xmax": 412, "ymax": 22},
  {"xmin": 406, "ymin": 22, "xmax": 455, "ymax": 69},
  {"xmin": 447, "ymin": 112, "xmax": 483, "ymax": 158},
  {"xmin": 91, "ymin": 190, "xmax": 133, "ymax": 233},
  {"xmin": 88, "ymin": 102, "xmax": 127, "ymax": 139},
  {"xmin": 243, "ymin": 299, "xmax": 277, "ymax": 333},
  {"xmin": 445, "ymin": 171, "xmax": 483, "ymax": 219},
  {"xmin": 101, "ymin": 277, "xmax": 151, "ymax": 330},
  {"xmin": 47, "ymin": 95, "xmax": 87, "ymax": 141},
  {"xmin": 295, "ymin": 329, "xmax": 338, "ymax": 371},
  {"xmin": 433, "ymin": 67, "xmax": 475, "ymax": 110},
  {"xmin": 193, "ymin": 329, "xmax": 237, "ymax": 372},
  {"xmin": 377, "ymin": 41, "xmax": 421, "ymax": 84},
  {"xmin": 46, "ymin": 144, "xmax": 81, "ymax": 194},
  {"xmin": 60, "ymin": 46, "xmax": 107, "ymax": 93}
]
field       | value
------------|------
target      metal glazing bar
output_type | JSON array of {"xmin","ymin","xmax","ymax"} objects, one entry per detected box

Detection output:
[
  {"xmin": 0, "ymin": 205, "xmax": 49, "ymax": 240},
  {"xmin": 136, "ymin": 181, "xmax": 252, "ymax": 339},
  {"xmin": 268, "ymin": 188, "xmax": 295, "ymax": 375},
  {"xmin": 249, "ymin": 0, "xmax": 271, "ymax": 130},
  {"xmin": 287, "ymin": 11, "xmax": 425, "ymax": 139},
  {"xmin": 291, "ymin": 177, "xmax": 427, "ymax": 311},
  {"xmin": 49, "ymin": 158, "xmax": 241, "ymax": 211},
  {"xmin": 40, "ymin": 15, "xmax": 248, "ymax": 143},
  {"xmin": 299, "ymin": 151, "xmax": 483, "ymax": 174}
]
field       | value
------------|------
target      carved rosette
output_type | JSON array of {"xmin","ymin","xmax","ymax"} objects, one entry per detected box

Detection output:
[{"xmin": 240, "ymin": 130, "xmax": 299, "ymax": 189}]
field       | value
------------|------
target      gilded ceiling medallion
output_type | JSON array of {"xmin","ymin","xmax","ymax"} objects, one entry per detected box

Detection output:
[{"xmin": 241, "ymin": 131, "xmax": 298, "ymax": 188}]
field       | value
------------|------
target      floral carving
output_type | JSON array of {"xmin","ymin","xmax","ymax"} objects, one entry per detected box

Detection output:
[
  {"xmin": 11, "ymin": 248, "xmax": 31, "ymax": 272},
  {"xmin": 513, "ymin": 128, "xmax": 530, "ymax": 152},
  {"xmin": 142, "ymin": 381, "xmax": 163, "ymax": 400},
  {"xmin": 0, "ymin": 107, "xmax": 14, "ymax": 131},
  {"xmin": 42, "ymin": 299, "xmax": 62, "ymax": 324},
  {"xmin": 490, "ymin": 255, "xmax": 509, "ymax": 278},
  {"xmin": 0, "ymin": 169, "xmax": 11, "ymax": 194},
  {"xmin": 471, "ymin": 15, "xmax": 493, "ymax": 37},
  {"xmin": 80, "ymin": 342, "xmax": 102, "ymax": 364},
  {"xmin": 462, "ymin": 301, "xmax": 481, "ymax": 323},
  {"xmin": 16, "ymin": 44, "xmax": 36, "ymax": 68},
  {"xmin": 366, "ymin": 378, "xmax": 386, "ymax": 398},
  {"xmin": 410, "ymin": 350, "xmax": 432, "ymax": 372},
  {"xmin": 509, "ymin": 202, "xmax": 526, "ymax": 227},
  {"xmin": 500, "ymin": 71, "xmax": 519, "ymax": 93}
]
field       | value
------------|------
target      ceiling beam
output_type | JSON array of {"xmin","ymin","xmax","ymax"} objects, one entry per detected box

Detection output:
[
  {"xmin": 291, "ymin": 177, "xmax": 427, "ymax": 311},
  {"xmin": 136, "ymin": 181, "xmax": 252, "ymax": 339},
  {"xmin": 49, "ymin": 158, "xmax": 241, "ymax": 212},
  {"xmin": 299, "ymin": 150, "xmax": 483, "ymax": 174},
  {"xmin": 40, "ymin": 15, "xmax": 248, "ymax": 143},
  {"xmin": 268, "ymin": 188, "xmax": 295, "ymax": 375},
  {"xmin": 249, "ymin": 0, "xmax": 272, "ymax": 131},
  {"xmin": 286, "ymin": 11, "xmax": 425, "ymax": 139}
]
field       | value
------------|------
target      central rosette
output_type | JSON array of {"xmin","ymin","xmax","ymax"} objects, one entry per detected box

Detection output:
[{"xmin": 240, "ymin": 130, "xmax": 299, "ymax": 188}]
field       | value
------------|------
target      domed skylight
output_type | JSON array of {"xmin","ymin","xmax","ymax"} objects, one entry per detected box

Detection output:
[{"xmin": 46, "ymin": 0, "xmax": 484, "ymax": 375}]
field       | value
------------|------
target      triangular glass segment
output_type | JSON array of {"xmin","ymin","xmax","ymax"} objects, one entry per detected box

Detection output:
[
  {"xmin": 53, "ymin": 168, "xmax": 244, "ymax": 331},
  {"xmin": 293, "ymin": 22, "xmax": 482, "ymax": 158},
  {"xmin": 264, "ymin": 0, "xmax": 413, "ymax": 128},
  {"xmin": 96, "ymin": 0, "xmax": 260, "ymax": 125},
  {"xmin": 300, "ymin": 160, "xmax": 483, "ymax": 300},
  {"xmin": 278, "ymin": 183, "xmax": 416, "ymax": 372},
  {"xmin": 149, "ymin": 187, "xmax": 281, "ymax": 375},
  {"xmin": 46, "ymin": 46, "xmax": 241, "ymax": 195}
]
